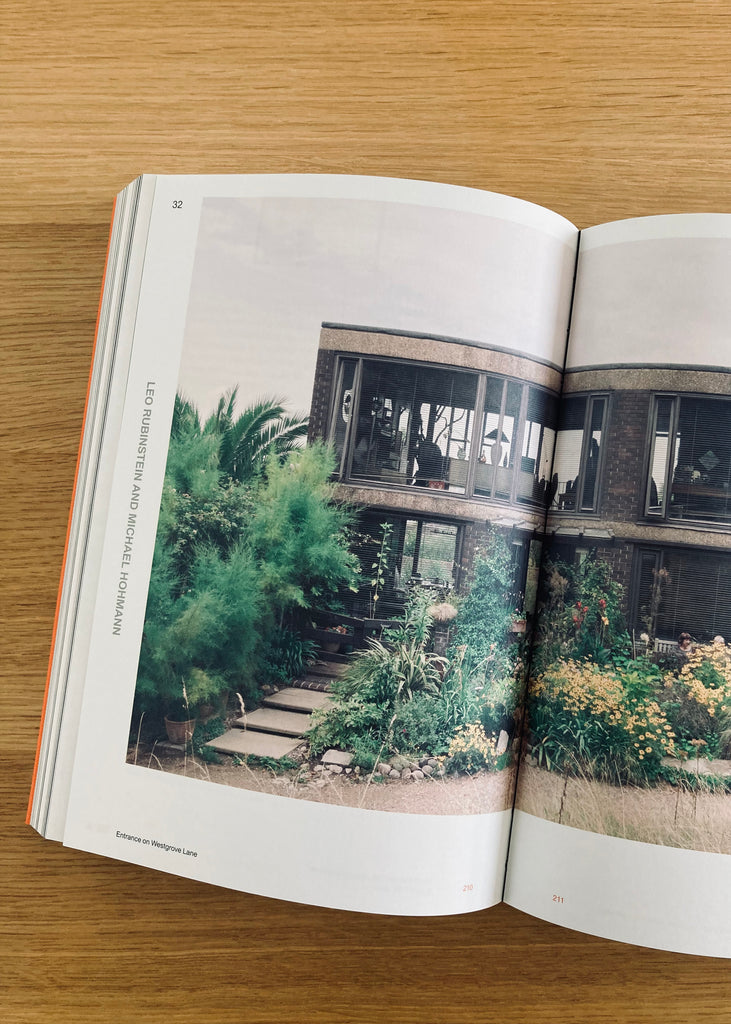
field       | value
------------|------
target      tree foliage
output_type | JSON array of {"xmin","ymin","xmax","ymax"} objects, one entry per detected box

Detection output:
[
  {"xmin": 135, "ymin": 390, "xmax": 355, "ymax": 723},
  {"xmin": 450, "ymin": 528, "xmax": 521, "ymax": 689}
]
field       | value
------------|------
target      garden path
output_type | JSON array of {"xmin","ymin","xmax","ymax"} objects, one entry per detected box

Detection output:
[
  {"xmin": 205, "ymin": 658, "xmax": 345, "ymax": 760},
  {"xmin": 661, "ymin": 756, "xmax": 731, "ymax": 777}
]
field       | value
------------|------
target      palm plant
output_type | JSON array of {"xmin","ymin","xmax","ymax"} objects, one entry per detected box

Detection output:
[
  {"xmin": 171, "ymin": 387, "xmax": 308, "ymax": 484},
  {"xmin": 217, "ymin": 395, "xmax": 308, "ymax": 482}
]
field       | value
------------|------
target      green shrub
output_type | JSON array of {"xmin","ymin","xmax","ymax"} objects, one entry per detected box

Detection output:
[
  {"xmin": 134, "ymin": 394, "xmax": 361, "ymax": 731},
  {"xmin": 392, "ymin": 694, "xmax": 451, "ymax": 756},
  {"xmin": 307, "ymin": 594, "xmax": 447, "ymax": 766},
  {"xmin": 260, "ymin": 630, "xmax": 317, "ymax": 686},
  {"xmin": 450, "ymin": 529, "xmax": 521, "ymax": 687},
  {"xmin": 248, "ymin": 443, "xmax": 360, "ymax": 626}
]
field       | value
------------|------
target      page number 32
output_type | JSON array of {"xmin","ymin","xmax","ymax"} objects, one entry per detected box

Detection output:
[{"xmin": 172, "ymin": 200, "xmax": 183, "ymax": 209}]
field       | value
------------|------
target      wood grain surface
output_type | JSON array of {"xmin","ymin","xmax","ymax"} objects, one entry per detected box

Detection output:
[{"xmin": 4, "ymin": 2, "xmax": 731, "ymax": 1021}]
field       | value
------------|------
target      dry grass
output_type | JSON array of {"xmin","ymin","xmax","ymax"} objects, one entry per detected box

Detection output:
[
  {"xmin": 129, "ymin": 743, "xmax": 516, "ymax": 816},
  {"xmin": 516, "ymin": 763, "xmax": 731, "ymax": 854}
]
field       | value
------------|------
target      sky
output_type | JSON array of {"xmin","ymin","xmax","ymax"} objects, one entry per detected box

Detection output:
[
  {"xmin": 569, "ymin": 218, "xmax": 731, "ymax": 370},
  {"xmin": 177, "ymin": 194, "xmax": 576, "ymax": 420}
]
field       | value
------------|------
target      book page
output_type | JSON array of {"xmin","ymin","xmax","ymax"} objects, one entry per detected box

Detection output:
[
  {"xmin": 28, "ymin": 176, "xmax": 157, "ymax": 841},
  {"xmin": 61, "ymin": 174, "xmax": 577, "ymax": 914},
  {"xmin": 508, "ymin": 214, "xmax": 731, "ymax": 956}
]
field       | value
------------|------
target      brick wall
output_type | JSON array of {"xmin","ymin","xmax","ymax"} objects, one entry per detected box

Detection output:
[
  {"xmin": 597, "ymin": 541, "xmax": 635, "ymax": 614},
  {"xmin": 459, "ymin": 521, "xmax": 489, "ymax": 590},
  {"xmin": 600, "ymin": 391, "xmax": 651, "ymax": 521},
  {"xmin": 308, "ymin": 349, "xmax": 336, "ymax": 443}
]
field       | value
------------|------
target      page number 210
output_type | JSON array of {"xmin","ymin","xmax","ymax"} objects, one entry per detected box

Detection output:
[{"xmin": 172, "ymin": 200, "xmax": 183, "ymax": 209}]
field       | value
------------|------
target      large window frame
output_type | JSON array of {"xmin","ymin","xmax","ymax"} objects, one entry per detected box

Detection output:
[
  {"xmin": 550, "ymin": 393, "xmax": 609, "ymax": 515},
  {"xmin": 645, "ymin": 392, "xmax": 731, "ymax": 526},
  {"xmin": 631, "ymin": 544, "xmax": 731, "ymax": 643},
  {"xmin": 341, "ymin": 510, "xmax": 465, "ymax": 615},
  {"xmin": 326, "ymin": 354, "xmax": 558, "ymax": 510}
]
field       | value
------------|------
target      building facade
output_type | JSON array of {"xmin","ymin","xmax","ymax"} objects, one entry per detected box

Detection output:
[
  {"xmin": 308, "ymin": 324, "xmax": 564, "ymax": 615},
  {"xmin": 547, "ymin": 365, "xmax": 731, "ymax": 643}
]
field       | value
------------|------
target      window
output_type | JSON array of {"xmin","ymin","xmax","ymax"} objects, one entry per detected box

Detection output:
[
  {"xmin": 634, "ymin": 546, "xmax": 731, "ymax": 642},
  {"xmin": 328, "ymin": 355, "xmax": 558, "ymax": 508},
  {"xmin": 348, "ymin": 361, "xmax": 478, "ymax": 491},
  {"xmin": 518, "ymin": 388, "xmax": 558, "ymax": 508},
  {"xmin": 343, "ymin": 511, "xmax": 461, "ymax": 616},
  {"xmin": 551, "ymin": 395, "xmax": 607, "ymax": 513},
  {"xmin": 646, "ymin": 394, "xmax": 731, "ymax": 525}
]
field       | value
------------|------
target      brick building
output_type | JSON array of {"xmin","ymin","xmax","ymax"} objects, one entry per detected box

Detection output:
[
  {"xmin": 546, "ymin": 365, "xmax": 731, "ymax": 643},
  {"xmin": 308, "ymin": 323, "xmax": 564, "ymax": 615}
]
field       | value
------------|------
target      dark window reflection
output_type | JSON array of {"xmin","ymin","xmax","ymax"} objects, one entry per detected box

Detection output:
[{"xmin": 329, "ymin": 355, "xmax": 559, "ymax": 509}]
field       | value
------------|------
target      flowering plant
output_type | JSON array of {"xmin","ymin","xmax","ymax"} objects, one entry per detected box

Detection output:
[
  {"xmin": 663, "ymin": 643, "xmax": 731, "ymax": 757},
  {"xmin": 528, "ymin": 659, "xmax": 676, "ymax": 781},
  {"xmin": 445, "ymin": 723, "xmax": 502, "ymax": 773}
]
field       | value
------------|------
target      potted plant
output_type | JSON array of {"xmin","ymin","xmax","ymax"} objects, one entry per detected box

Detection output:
[
  {"xmin": 322, "ymin": 623, "xmax": 348, "ymax": 653},
  {"xmin": 164, "ymin": 695, "xmax": 198, "ymax": 745},
  {"xmin": 163, "ymin": 667, "xmax": 227, "ymax": 744}
]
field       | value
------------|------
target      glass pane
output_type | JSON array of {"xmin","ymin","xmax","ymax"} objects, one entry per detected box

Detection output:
[
  {"xmin": 495, "ymin": 381, "xmax": 523, "ymax": 499},
  {"xmin": 579, "ymin": 397, "xmax": 605, "ymax": 511},
  {"xmin": 415, "ymin": 522, "xmax": 458, "ymax": 585},
  {"xmin": 669, "ymin": 397, "xmax": 731, "ymax": 524},
  {"xmin": 475, "ymin": 376, "xmax": 506, "ymax": 496},
  {"xmin": 346, "ymin": 513, "xmax": 405, "ymax": 617},
  {"xmin": 416, "ymin": 366, "xmax": 478, "ymax": 494},
  {"xmin": 635, "ymin": 550, "xmax": 661, "ymax": 637},
  {"xmin": 402, "ymin": 520, "xmax": 458, "ymax": 587},
  {"xmin": 349, "ymin": 515, "xmax": 458, "ymax": 613},
  {"xmin": 518, "ymin": 388, "xmax": 558, "ymax": 507},
  {"xmin": 329, "ymin": 359, "xmax": 356, "ymax": 473},
  {"xmin": 647, "ymin": 397, "xmax": 673, "ymax": 513},
  {"xmin": 551, "ymin": 396, "xmax": 587, "ymax": 511}
]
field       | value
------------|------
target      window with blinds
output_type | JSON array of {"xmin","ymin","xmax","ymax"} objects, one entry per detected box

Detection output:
[
  {"xmin": 328, "ymin": 355, "xmax": 558, "ymax": 509},
  {"xmin": 634, "ymin": 546, "xmax": 731, "ymax": 642},
  {"xmin": 646, "ymin": 394, "xmax": 731, "ymax": 526}
]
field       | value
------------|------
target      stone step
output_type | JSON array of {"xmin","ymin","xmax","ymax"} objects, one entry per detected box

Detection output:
[
  {"xmin": 293, "ymin": 676, "xmax": 332, "ymax": 693},
  {"xmin": 263, "ymin": 688, "xmax": 332, "ymax": 713},
  {"xmin": 306, "ymin": 659, "xmax": 349, "ymax": 678},
  {"xmin": 205, "ymin": 729, "xmax": 302, "ymax": 759},
  {"xmin": 233, "ymin": 707, "xmax": 311, "ymax": 737}
]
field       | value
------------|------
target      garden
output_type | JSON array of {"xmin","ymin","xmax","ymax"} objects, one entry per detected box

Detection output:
[
  {"xmin": 128, "ymin": 389, "xmax": 528, "ymax": 813},
  {"xmin": 518, "ymin": 554, "xmax": 731, "ymax": 852}
]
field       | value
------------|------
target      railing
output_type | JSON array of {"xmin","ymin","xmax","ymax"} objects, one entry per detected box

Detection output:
[{"xmin": 303, "ymin": 611, "xmax": 400, "ymax": 656}]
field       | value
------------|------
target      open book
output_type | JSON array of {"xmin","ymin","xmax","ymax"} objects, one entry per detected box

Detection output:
[{"xmin": 28, "ymin": 175, "xmax": 731, "ymax": 957}]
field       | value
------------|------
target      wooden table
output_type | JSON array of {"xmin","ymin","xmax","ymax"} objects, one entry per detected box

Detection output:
[{"xmin": 4, "ymin": 3, "xmax": 731, "ymax": 1020}]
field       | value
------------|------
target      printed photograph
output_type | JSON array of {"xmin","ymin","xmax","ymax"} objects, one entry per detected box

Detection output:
[
  {"xmin": 125, "ymin": 193, "xmax": 572, "ymax": 815},
  {"xmin": 517, "ymin": 367, "xmax": 731, "ymax": 853}
]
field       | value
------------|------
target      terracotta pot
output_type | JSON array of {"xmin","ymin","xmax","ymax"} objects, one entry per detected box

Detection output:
[{"xmin": 164, "ymin": 716, "xmax": 197, "ymax": 745}]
